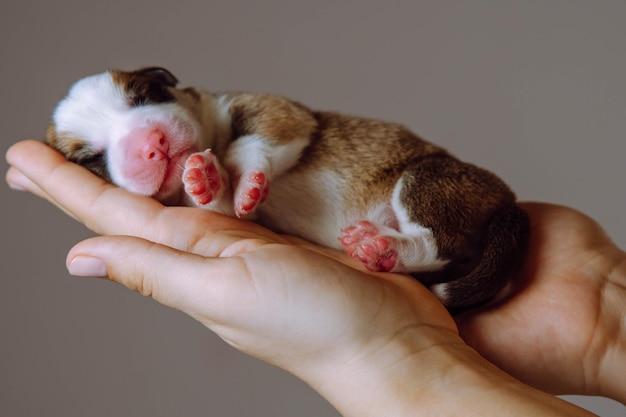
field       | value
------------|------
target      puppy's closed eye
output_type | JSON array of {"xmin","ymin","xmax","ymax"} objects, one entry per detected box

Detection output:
[
  {"xmin": 46, "ymin": 127, "xmax": 109, "ymax": 181},
  {"xmin": 112, "ymin": 68, "xmax": 178, "ymax": 108},
  {"xmin": 72, "ymin": 147, "xmax": 109, "ymax": 181}
]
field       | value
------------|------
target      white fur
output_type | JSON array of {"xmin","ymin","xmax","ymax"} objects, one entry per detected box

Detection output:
[
  {"xmin": 53, "ymin": 73, "xmax": 125, "ymax": 151},
  {"xmin": 431, "ymin": 279, "xmax": 513, "ymax": 306},
  {"xmin": 210, "ymin": 94, "xmax": 236, "ymax": 155},
  {"xmin": 259, "ymin": 169, "xmax": 450, "ymax": 273},
  {"xmin": 430, "ymin": 283, "xmax": 450, "ymax": 303},
  {"xmin": 259, "ymin": 168, "xmax": 350, "ymax": 248},
  {"xmin": 388, "ymin": 177, "xmax": 449, "ymax": 272},
  {"xmin": 53, "ymin": 72, "xmax": 202, "ymax": 195},
  {"xmin": 212, "ymin": 94, "xmax": 310, "ymax": 180},
  {"xmin": 223, "ymin": 134, "xmax": 309, "ymax": 179}
]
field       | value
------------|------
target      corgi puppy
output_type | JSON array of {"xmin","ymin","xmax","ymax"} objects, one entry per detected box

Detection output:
[{"xmin": 47, "ymin": 67, "xmax": 529, "ymax": 313}]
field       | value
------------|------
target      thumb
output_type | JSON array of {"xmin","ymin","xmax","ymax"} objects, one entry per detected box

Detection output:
[{"xmin": 66, "ymin": 235, "xmax": 233, "ymax": 322}]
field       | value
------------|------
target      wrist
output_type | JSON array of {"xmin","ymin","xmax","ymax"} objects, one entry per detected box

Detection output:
[
  {"xmin": 304, "ymin": 324, "xmax": 594, "ymax": 417},
  {"xmin": 594, "ymin": 250, "xmax": 626, "ymax": 403},
  {"xmin": 308, "ymin": 324, "xmax": 471, "ymax": 417}
]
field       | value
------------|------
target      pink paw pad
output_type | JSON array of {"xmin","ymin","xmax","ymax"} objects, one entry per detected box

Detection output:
[
  {"xmin": 340, "ymin": 221, "xmax": 398, "ymax": 272},
  {"xmin": 235, "ymin": 171, "xmax": 270, "ymax": 217},
  {"xmin": 183, "ymin": 151, "xmax": 223, "ymax": 206}
]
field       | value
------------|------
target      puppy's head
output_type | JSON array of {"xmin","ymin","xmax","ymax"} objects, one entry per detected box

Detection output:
[{"xmin": 47, "ymin": 67, "xmax": 203, "ymax": 201}]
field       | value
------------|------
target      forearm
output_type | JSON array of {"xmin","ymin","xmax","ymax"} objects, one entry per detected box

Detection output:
[{"xmin": 306, "ymin": 327, "xmax": 597, "ymax": 417}]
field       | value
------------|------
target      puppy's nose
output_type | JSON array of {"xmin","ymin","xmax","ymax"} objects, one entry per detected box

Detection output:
[{"xmin": 141, "ymin": 130, "xmax": 169, "ymax": 161}]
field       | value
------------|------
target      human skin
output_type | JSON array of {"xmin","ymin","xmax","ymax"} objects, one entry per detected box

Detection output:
[
  {"xmin": 6, "ymin": 140, "xmax": 625, "ymax": 415},
  {"xmin": 457, "ymin": 203, "xmax": 626, "ymax": 403}
]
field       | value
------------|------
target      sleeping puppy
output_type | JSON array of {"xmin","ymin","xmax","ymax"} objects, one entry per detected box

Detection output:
[{"xmin": 46, "ymin": 66, "xmax": 529, "ymax": 313}]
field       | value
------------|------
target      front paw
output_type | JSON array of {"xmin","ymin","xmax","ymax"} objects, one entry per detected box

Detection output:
[
  {"xmin": 234, "ymin": 171, "xmax": 270, "ymax": 218},
  {"xmin": 183, "ymin": 150, "xmax": 225, "ymax": 206}
]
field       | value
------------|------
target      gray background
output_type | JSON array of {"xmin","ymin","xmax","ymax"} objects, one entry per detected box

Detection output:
[{"xmin": 1, "ymin": 1, "xmax": 624, "ymax": 416}]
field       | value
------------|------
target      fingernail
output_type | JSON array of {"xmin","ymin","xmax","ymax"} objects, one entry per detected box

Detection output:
[
  {"xmin": 7, "ymin": 181, "xmax": 26, "ymax": 191},
  {"xmin": 68, "ymin": 256, "xmax": 108, "ymax": 277},
  {"xmin": 6, "ymin": 173, "xmax": 27, "ymax": 191}
]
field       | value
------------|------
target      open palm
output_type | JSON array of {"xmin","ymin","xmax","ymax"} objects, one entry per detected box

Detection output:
[{"xmin": 457, "ymin": 202, "xmax": 626, "ymax": 398}]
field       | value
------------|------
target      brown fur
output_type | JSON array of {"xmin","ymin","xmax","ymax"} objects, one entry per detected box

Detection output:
[
  {"xmin": 226, "ymin": 93, "xmax": 318, "ymax": 145},
  {"xmin": 46, "ymin": 125, "xmax": 110, "ymax": 181},
  {"xmin": 111, "ymin": 67, "xmax": 178, "ymax": 106},
  {"xmin": 300, "ymin": 112, "xmax": 448, "ymax": 207}
]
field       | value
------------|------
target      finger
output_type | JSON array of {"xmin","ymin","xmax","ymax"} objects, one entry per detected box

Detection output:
[
  {"xmin": 6, "ymin": 140, "xmax": 169, "ymax": 236},
  {"xmin": 6, "ymin": 141, "xmax": 224, "ymax": 248},
  {"xmin": 6, "ymin": 140, "xmax": 283, "ymax": 253},
  {"xmin": 6, "ymin": 166, "xmax": 28, "ymax": 192},
  {"xmin": 7, "ymin": 165, "xmax": 80, "ymax": 221},
  {"xmin": 66, "ymin": 235, "xmax": 244, "ymax": 324}
]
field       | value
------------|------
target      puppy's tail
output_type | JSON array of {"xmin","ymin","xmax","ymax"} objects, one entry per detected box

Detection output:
[{"xmin": 431, "ymin": 204, "xmax": 530, "ymax": 314}]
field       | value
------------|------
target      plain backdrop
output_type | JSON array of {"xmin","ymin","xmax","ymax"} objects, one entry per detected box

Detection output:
[{"xmin": 1, "ymin": 1, "xmax": 625, "ymax": 416}]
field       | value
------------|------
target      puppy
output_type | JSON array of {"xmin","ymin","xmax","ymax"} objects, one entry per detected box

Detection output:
[{"xmin": 46, "ymin": 66, "xmax": 529, "ymax": 313}]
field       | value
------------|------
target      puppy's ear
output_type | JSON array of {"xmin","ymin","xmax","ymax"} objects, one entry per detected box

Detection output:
[{"xmin": 134, "ymin": 67, "xmax": 179, "ymax": 87}]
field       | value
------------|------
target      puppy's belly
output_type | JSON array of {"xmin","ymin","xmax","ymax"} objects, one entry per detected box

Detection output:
[{"xmin": 256, "ymin": 169, "xmax": 395, "ymax": 249}]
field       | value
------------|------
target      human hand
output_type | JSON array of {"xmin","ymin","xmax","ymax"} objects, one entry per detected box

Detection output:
[
  {"xmin": 6, "ymin": 140, "xmax": 460, "ymax": 415},
  {"xmin": 6, "ymin": 140, "xmax": 608, "ymax": 416},
  {"xmin": 457, "ymin": 203, "xmax": 626, "ymax": 403}
]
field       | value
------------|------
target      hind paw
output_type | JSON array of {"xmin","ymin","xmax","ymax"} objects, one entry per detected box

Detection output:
[
  {"xmin": 340, "ymin": 221, "xmax": 398, "ymax": 272},
  {"xmin": 183, "ymin": 150, "xmax": 225, "ymax": 206}
]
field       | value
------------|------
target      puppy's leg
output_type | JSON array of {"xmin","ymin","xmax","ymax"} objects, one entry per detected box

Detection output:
[
  {"xmin": 182, "ymin": 150, "xmax": 232, "ymax": 214},
  {"xmin": 224, "ymin": 134, "xmax": 308, "ymax": 218},
  {"xmin": 340, "ymin": 173, "xmax": 451, "ymax": 273},
  {"xmin": 340, "ymin": 220, "xmax": 448, "ymax": 273},
  {"xmin": 221, "ymin": 93, "xmax": 316, "ymax": 218}
]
